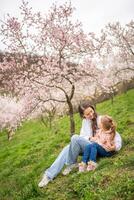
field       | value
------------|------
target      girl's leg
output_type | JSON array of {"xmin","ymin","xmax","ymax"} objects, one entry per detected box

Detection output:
[
  {"xmin": 89, "ymin": 143, "xmax": 98, "ymax": 163},
  {"xmin": 86, "ymin": 143, "xmax": 99, "ymax": 171},
  {"xmin": 82, "ymin": 144, "xmax": 91, "ymax": 163},
  {"xmin": 95, "ymin": 144, "xmax": 114, "ymax": 158},
  {"xmin": 79, "ymin": 143, "xmax": 92, "ymax": 172},
  {"xmin": 89, "ymin": 143, "xmax": 113, "ymax": 163}
]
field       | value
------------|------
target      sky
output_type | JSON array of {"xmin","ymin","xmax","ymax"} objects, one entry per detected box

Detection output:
[{"xmin": 0, "ymin": 0, "xmax": 134, "ymax": 50}]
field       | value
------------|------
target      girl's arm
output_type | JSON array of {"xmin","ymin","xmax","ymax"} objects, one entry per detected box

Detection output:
[{"xmin": 105, "ymin": 143, "xmax": 116, "ymax": 152}]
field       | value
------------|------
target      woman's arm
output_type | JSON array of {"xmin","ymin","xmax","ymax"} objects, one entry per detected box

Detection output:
[
  {"xmin": 104, "ymin": 132, "xmax": 122, "ymax": 152},
  {"xmin": 114, "ymin": 132, "xmax": 122, "ymax": 151},
  {"xmin": 80, "ymin": 119, "xmax": 93, "ymax": 140},
  {"xmin": 90, "ymin": 130, "xmax": 100, "ymax": 142}
]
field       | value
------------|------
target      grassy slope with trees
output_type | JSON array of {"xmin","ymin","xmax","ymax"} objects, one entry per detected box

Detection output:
[{"xmin": 0, "ymin": 89, "xmax": 134, "ymax": 200}]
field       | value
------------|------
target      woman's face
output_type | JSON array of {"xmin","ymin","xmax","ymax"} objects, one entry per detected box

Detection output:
[{"xmin": 83, "ymin": 107, "xmax": 94, "ymax": 119}]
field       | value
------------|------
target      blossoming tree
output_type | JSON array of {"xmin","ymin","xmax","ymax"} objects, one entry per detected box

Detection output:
[{"xmin": 0, "ymin": 1, "xmax": 98, "ymax": 134}]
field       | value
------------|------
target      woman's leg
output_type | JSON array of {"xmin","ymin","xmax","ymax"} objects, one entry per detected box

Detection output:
[
  {"xmin": 45, "ymin": 135, "xmax": 91, "ymax": 179},
  {"xmin": 39, "ymin": 144, "xmax": 72, "ymax": 187},
  {"xmin": 66, "ymin": 134, "xmax": 91, "ymax": 164},
  {"xmin": 45, "ymin": 145, "xmax": 70, "ymax": 179}
]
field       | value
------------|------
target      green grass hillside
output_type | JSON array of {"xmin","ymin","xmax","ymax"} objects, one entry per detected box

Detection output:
[{"xmin": 0, "ymin": 89, "xmax": 134, "ymax": 200}]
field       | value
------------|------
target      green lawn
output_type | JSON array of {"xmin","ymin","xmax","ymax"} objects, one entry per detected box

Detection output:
[{"xmin": 0, "ymin": 89, "xmax": 134, "ymax": 200}]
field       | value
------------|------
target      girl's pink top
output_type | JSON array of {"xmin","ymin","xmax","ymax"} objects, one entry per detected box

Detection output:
[{"xmin": 91, "ymin": 129, "xmax": 114, "ymax": 151}]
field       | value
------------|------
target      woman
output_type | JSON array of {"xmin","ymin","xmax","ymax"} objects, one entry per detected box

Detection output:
[{"xmin": 38, "ymin": 101, "xmax": 122, "ymax": 187}]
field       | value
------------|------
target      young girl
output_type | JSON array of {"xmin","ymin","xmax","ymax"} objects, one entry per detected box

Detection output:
[{"xmin": 79, "ymin": 115, "xmax": 116, "ymax": 172}]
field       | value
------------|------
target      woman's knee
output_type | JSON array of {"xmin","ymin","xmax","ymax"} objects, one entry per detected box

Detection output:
[
  {"xmin": 62, "ymin": 144, "xmax": 69, "ymax": 153},
  {"xmin": 71, "ymin": 134, "xmax": 79, "ymax": 143}
]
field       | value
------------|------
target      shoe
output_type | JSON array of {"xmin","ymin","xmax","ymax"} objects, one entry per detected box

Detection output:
[
  {"xmin": 62, "ymin": 163, "xmax": 78, "ymax": 175},
  {"xmin": 87, "ymin": 161, "xmax": 97, "ymax": 171},
  {"xmin": 78, "ymin": 162, "xmax": 87, "ymax": 173},
  {"xmin": 38, "ymin": 174, "xmax": 51, "ymax": 188}
]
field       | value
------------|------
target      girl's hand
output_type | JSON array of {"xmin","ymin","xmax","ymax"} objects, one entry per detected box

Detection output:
[
  {"xmin": 106, "ymin": 144, "xmax": 115, "ymax": 152},
  {"xmin": 90, "ymin": 137, "xmax": 96, "ymax": 142}
]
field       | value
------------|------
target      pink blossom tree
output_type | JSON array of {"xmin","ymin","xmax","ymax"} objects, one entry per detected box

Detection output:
[
  {"xmin": 105, "ymin": 21, "xmax": 134, "ymax": 71},
  {"xmin": 0, "ymin": 93, "xmax": 38, "ymax": 140},
  {"xmin": 88, "ymin": 21, "xmax": 134, "ymax": 100},
  {"xmin": 0, "ymin": 1, "xmax": 98, "ymax": 134}
]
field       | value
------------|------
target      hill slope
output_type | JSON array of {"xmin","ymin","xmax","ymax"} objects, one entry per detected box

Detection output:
[{"xmin": 0, "ymin": 89, "xmax": 134, "ymax": 200}]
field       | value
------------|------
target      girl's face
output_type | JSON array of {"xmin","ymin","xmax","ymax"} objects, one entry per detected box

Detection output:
[{"xmin": 83, "ymin": 107, "xmax": 94, "ymax": 119}]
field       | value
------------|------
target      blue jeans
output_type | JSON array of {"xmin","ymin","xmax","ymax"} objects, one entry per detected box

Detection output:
[
  {"xmin": 45, "ymin": 134, "xmax": 91, "ymax": 179},
  {"xmin": 82, "ymin": 142, "xmax": 114, "ymax": 163}
]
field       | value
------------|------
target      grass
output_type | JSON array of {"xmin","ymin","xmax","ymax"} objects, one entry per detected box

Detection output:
[{"xmin": 0, "ymin": 89, "xmax": 134, "ymax": 200}]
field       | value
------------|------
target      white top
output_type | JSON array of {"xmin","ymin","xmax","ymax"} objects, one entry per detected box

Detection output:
[
  {"xmin": 80, "ymin": 119, "xmax": 93, "ymax": 140},
  {"xmin": 80, "ymin": 118, "xmax": 122, "ymax": 151}
]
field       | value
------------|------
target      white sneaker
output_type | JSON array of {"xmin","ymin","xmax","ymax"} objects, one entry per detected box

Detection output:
[
  {"xmin": 38, "ymin": 174, "xmax": 51, "ymax": 188},
  {"xmin": 62, "ymin": 163, "xmax": 78, "ymax": 175}
]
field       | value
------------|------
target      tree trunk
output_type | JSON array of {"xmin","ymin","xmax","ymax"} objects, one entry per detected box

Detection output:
[
  {"xmin": 94, "ymin": 103, "xmax": 96, "ymax": 109},
  {"xmin": 7, "ymin": 129, "xmax": 14, "ymax": 141},
  {"xmin": 69, "ymin": 110, "xmax": 75, "ymax": 136},
  {"xmin": 111, "ymin": 95, "xmax": 114, "ymax": 104},
  {"xmin": 67, "ymin": 99, "xmax": 75, "ymax": 136},
  {"xmin": 109, "ymin": 91, "xmax": 114, "ymax": 104},
  {"xmin": 56, "ymin": 84, "xmax": 75, "ymax": 136},
  {"xmin": 123, "ymin": 81, "xmax": 127, "ymax": 94},
  {"xmin": 40, "ymin": 115, "xmax": 48, "ymax": 127}
]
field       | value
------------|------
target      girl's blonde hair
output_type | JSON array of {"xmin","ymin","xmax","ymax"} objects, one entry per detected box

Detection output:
[{"xmin": 100, "ymin": 115, "xmax": 116, "ymax": 139}]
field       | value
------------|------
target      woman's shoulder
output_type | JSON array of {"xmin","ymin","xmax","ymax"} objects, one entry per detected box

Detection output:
[{"xmin": 115, "ymin": 132, "xmax": 122, "ymax": 140}]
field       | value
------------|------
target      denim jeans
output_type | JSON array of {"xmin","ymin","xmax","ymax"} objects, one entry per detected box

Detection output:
[
  {"xmin": 45, "ymin": 134, "xmax": 91, "ymax": 179},
  {"xmin": 82, "ymin": 142, "xmax": 114, "ymax": 163}
]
